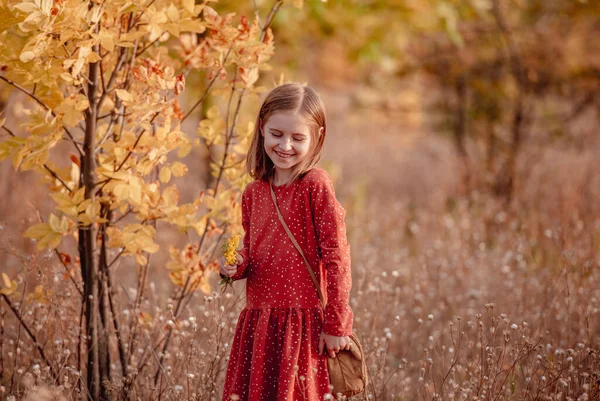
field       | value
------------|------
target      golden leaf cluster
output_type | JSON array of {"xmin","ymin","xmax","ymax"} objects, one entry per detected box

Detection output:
[
  {"xmin": 0, "ymin": 0, "xmax": 288, "ymax": 293},
  {"xmin": 167, "ymin": 243, "xmax": 211, "ymax": 294}
]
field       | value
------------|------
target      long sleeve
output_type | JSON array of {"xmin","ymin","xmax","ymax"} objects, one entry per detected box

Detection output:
[
  {"xmin": 309, "ymin": 170, "xmax": 354, "ymax": 337},
  {"xmin": 220, "ymin": 185, "xmax": 251, "ymax": 282}
]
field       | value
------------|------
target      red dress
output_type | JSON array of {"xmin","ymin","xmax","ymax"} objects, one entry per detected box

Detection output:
[{"xmin": 220, "ymin": 167, "xmax": 354, "ymax": 401}]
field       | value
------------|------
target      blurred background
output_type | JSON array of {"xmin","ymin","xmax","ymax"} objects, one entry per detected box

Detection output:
[{"xmin": 1, "ymin": 0, "xmax": 599, "ymax": 399}]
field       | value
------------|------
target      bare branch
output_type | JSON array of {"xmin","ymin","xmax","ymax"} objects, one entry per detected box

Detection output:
[
  {"xmin": 1, "ymin": 125, "xmax": 15, "ymax": 137},
  {"xmin": 252, "ymin": 0, "xmax": 263, "ymax": 29},
  {"xmin": 1, "ymin": 294, "xmax": 58, "ymax": 381},
  {"xmin": 182, "ymin": 46, "xmax": 234, "ymax": 123},
  {"xmin": 261, "ymin": 1, "xmax": 283, "ymax": 43},
  {"xmin": 97, "ymin": 45, "xmax": 129, "ymax": 112},
  {"xmin": 54, "ymin": 249, "xmax": 83, "ymax": 297},
  {"xmin": 0, "ymin": 75, "xmax": 84, "ymax": 156},
  {"xmin": 135, "ymin": 35, "xmax": 161, "ymax": 58},
  {"xmin": 129, "ymin": 0, "xmax": 157, "ymax": 30},
  {"xmin": 43, "ymin": 164, "xmax": 73, "ymax": 192}
]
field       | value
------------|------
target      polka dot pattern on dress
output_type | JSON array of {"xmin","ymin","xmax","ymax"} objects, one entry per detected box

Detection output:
[{"xmin": 221, "ymin": 167, "xmax": 354, "ymax": 401}]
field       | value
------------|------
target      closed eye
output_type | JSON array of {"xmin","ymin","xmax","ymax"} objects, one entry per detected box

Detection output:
[{"xmin": 270, "ymin": 132, "xmax": 306, "ymax": 141}]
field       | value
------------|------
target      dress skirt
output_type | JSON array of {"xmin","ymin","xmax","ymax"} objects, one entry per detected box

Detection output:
[{"xmin": 222, "ymin": 307, "xmax": 332, "ymax": 400}]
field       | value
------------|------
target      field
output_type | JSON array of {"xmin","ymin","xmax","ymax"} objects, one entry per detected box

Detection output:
[
  {"xmin": 1, "ymin": 80, "xmax": 599, "ymax": 400},
  {"xmin": 1, "ymin": 1, "xmax": 599, "ymax": 400}
]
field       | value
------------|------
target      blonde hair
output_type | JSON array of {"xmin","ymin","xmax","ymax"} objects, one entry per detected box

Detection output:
[{"xmin": 245, "ymin": 82, "xmax": 327, "ymax": 186}]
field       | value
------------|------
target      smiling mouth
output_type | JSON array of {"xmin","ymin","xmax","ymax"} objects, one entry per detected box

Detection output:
[{"xmin": 275, "ymin": 151, "xmax": 294, "ymax": 158}]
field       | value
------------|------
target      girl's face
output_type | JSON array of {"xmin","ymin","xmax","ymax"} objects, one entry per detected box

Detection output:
[{"xmin": 261, "ymin": 110, "xmax": 314, "ymax": 172}]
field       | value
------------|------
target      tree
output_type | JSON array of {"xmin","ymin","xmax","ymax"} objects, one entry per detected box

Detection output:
[{"xmin": 0, "ymin": 0, "xmax": 299, "ymax": 398}]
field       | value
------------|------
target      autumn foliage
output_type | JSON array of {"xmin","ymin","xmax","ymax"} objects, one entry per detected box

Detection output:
[{"xmin": 0, "ymin": 0, "xmax": 298, "ymax": 399}]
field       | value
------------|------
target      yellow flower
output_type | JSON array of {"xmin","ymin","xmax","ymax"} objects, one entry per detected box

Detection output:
[
  {"xmin": 219, "ymin": 234, "xmax": 242, "ymax": 293},
  {"xmin": 222, "ymin": 234, "xmax": 241, "ymax": 265}
]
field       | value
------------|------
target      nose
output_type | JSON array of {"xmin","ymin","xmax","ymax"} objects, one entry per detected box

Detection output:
[{"xmin": 278, "ymin": 137, "xmax": 292, "ymax": 151}]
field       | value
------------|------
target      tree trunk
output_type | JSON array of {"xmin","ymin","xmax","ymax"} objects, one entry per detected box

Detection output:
[
  {"xmin": 492, "ymin": 0, "xmax": 526, "ymax": 202},
  {"xmin": 82, "ymin": 27, "xmax": 104, "ymax": 400},
  {"xmin": 454, "ymin": 73, "xmax": 471, "ymax": 193}
]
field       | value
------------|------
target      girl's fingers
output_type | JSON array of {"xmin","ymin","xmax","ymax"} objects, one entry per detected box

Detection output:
[
  {"xmin": 235, "ymin": 253, "xmax": 244, "ymax": 265},
  {"xmin": 220, "ymin": 264, "xmax": 237, "ymax": 276}
]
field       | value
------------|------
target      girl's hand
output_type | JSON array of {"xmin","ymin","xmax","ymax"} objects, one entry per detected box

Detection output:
[
  {"xmin": 219, "ymin": 254, "xmax": 244, "ymax": 277},
  {"xmin": 318, "ymin": 331, "xmax": 352, "ymax": 358}
]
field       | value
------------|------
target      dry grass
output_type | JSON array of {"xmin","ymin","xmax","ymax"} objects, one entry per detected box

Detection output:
[{"xmin": 1, "ymin": 89, "xmax": 599, "ymax": 401}]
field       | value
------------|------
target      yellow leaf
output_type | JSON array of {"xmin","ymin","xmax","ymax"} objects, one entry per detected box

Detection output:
[
  {"xmin": 206, "ymin": 105, "xmax": 220, "ymax": 119},
  {"xmin": 82, "ymin": 200, "xmax": 101, "ymax": 226},
  {"xmin": 178, "ymin": 141, "xmax": 192, "ymax": 158},
  {"xmin": 179, "ymin": 19, "xmax": 206, "ymax": 33},
  {"xmin": 192, "ymin": 4, "xmax": 204, "ymax": 16},
  {"xmin": 48, "ymin": 213, "xmax": 62, "ymax": 232},
  {"xmin": 77, "ymin": 198, "xmax": 92, "ymax": 212},
  {"xmin": 113, "ymin": 184, "xmax": 130, "ymax": 202},
  {"xmin": 120, "ymin": 31, "xmax": 146, "ymax": 42},
  {"xmin": 60, "ymin": 73, "xmax": 74, "ymax": 82},
  {"xmin": 0, "ymin": 273, "xmax": 17, "ymax": 296},
  {"xmin": 2, "ymin": 273, "xmax": 11, "ymax": 288},
  {"xmin": 99, "ymin": 28, "xmax": 115, "ymax": 52},
  {"xmin": 0, "ymin": 4, "xmax": 19, "ymax": 31},
  {"xmin": 138, "ymin": 311, "xmax": 153, "ymax": 326},
  {"xmin": 183, "ymin": 0, "xmax": 194, "ymax": 14},
  {"xmin": 123, "ymin": 223, "xmax": 144, "ymax": 234},
  {"xmin": 78, "ymin": 213, "xmax": 92, "ymax": 226},
  {"xmin": 60, "ymin": 215, "xmax": 69, "ymax": 233},
  {"xmin": 27, "ymin": 284, "xmax": 49, "ymax": 304},
  {"xmin": 159, "ymin": 166, "xmax": 172, "ymax": 183},
  {"xmin": 166, "ymin": 23, "xmax": 180, "ymax": 37},
  {"xmin": 20, "ymin": 50, "xmax": 36, "ymax": 63},
  {"xmin": 115, "ymin": 89, "xmax": 133, "ymax": 102},
  {"xmin": 56, "ymin": 97, "xmax": 84, "ymax": 127},
  {"xmin": 24, "ymin": 222, "xmax": 51, "ymax": 239},
  {"xmin": 74, "ymin": 94, "xmax": 90, "ymax": 111},
  {"xmin": 44, "ymin": 232, "xmax": 63, "ymax": 250},
  {"xmin": 198, "ymin": 274, "xmax": 211, "ymax": 294},
  {"xmin": 50, "ymin": 192, "xmax": 73, "ymax": 208},
  {"xmin": 135, "ymin": 253, "xmax": 148, "ymax": 265},
  {"xmin": 86, "ymin": 51, "xmax": 102, "ymax": 63},
  {"xmin": 118, "ymin": 2, "xmax": 139, "ymax": 16},
  {"xmin": 41, "ymin": 0, "xmax": 51, "ymax": 15},
  {"xmin": 73, "ymin": 187, "xmax": 86, "ymax": 204},
  {"xmin": 139, "ymin": 237, "xmax": 159, "ymax": 254},
  {"xmin": 117, "ymin": 41, "xmax": 135, "ymax": 48},
  {"xmin": 166, "ymin": 3, "xmax": 179, "ymax": 21},
  {"xmin": 245, "ymin": 67, "xmax": 259, "ymax": 88},
  {"xmin": 162, "ymin": 186, "xmax": 179, "ymax": 207},
  {"xmin": 14, "ymin": 2, "xmax": 38, "ymax": 13},
  {"xmin": 170, "ymin": 162, "xmax": 188, "ymax": 177},
  {"xmin": 106, "ymin": 227, "xmax": 124, "ymax": 248},
  {"xmin": 128, "ymin": 177, "xmax": 142, "ymax": 204}
]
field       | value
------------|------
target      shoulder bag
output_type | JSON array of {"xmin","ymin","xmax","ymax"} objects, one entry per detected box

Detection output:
[{"xmin": 269, "ymin": 176, "xmax": 368, "ymax": 397}]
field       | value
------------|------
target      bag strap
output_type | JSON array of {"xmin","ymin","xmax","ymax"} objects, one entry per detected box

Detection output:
[{"xmin": 269, "ymin": 175, "xmax": 326, "ymax": 310}]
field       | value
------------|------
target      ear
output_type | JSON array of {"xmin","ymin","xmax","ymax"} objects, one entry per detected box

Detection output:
[{"xmin": 318, "ymin": 126, "xmax": 324, "ymax": 136}]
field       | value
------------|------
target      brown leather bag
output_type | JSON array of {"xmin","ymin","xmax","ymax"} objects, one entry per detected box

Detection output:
[{"xmin": 269, "ymin": 176, "xmax": 369, "ymax": 397}]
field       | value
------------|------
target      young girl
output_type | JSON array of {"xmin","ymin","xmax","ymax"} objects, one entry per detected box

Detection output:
[{"xmin": 219, "ymin": 82, "xmax": 354, "ymax": 401}]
